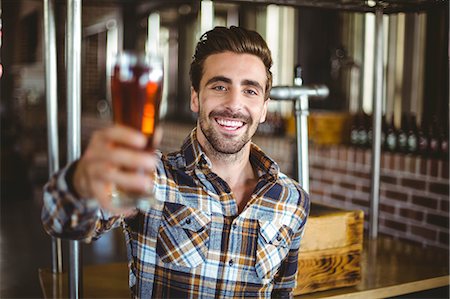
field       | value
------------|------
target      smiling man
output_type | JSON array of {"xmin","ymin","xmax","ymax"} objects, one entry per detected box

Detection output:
[{"xmin": 42, "ymin": 26, "xmax": 310, "ymax": 298}]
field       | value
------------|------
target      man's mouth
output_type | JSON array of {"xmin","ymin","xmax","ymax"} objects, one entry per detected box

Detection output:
[{"xmin": 215, "ymin": 118, "xmax": 245, "ymax": 131}]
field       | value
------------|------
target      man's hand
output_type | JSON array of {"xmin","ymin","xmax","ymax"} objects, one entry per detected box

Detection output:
[{"xmin": 73, "ymin": 125, "xmax": 160, "ymax": 213}]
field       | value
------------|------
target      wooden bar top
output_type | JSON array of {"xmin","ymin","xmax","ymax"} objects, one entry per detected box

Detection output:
[
  {"xmin": 39, "ymin": 236, "xmax": 449, "ymax": 298},
  {"xmin": 298, "ymin": 236, "xmax": 449, "ymax": 298}
]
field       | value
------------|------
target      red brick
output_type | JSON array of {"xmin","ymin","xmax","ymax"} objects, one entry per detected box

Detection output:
[
  {"xmin": 338, "ymin": 147, "xmax": 347, "ymax": 162},
  {"xmin": 330, "ymin": 193, "xmax": 347, "ymax": 202},
  {"xmin": 340, "ymin": 182, "xmax": 357, "ymax": 190},
  {"xmin": 380, "ymin": 174, "xmax": 397, "ymax": 185},
  {"xmin": 398, "ymin": 155, "xmax": 406, "ymax": 172},
  {"xmin": 347, "ymin": 147, "xmax": 356, "ymax": 163},
  {"xmin": 439, "ymin": 231, "xmax": 449, "ymax": 245},
  {"xmin": 331, "ymin": 167, "xmax": 348, "ymax": 175},
  {"xmin": 384, "ymin": 219, "xmax": 407, "ymax": 232},
  {"xmin": 386, "ymin": 152, "xmax": 396, "ymax": 170},
  {"xmin": 399, "ymin": 208, "xmax": 424, "ymax": 221},
  {"xmin": 362, "ymin": 185, "xmax": 371, "ymax": 193},
  {"xmin": 352, "ymin": 197, "xmax": 369, "ymax": 208},
  {"xmin": 321, "ymin": 177, "xmax": 334, "ymax": 185},
  {"xmin": 382, "ymin": 152, "xmax": 391, "ymax": 170},
  {"xmin": 429, "ymin": 182, "xmax": 449, "ymax": 196},
  {"xmin": 441, "ymin": 199, "xmax": 449, "ymax": 213},
  {"xmin": 381, "ymin": 153, "xmax": 386, "ymax": 170},
  {"xmin": 312, "ymin": 164, "xmax": 327, "ymax": 171},
  {"xmin": 310, "ymin": 188, "xmax": 325, "ymax": 197},
  {"xmin": 430, "ymin": 159, "xmax": 439, "ymax": 177},
  {"xmin": 385, "ymin": 190, "xmax": 408, "ymax": 202},
  {"xmin": 404, "ymin": 155, "xmax": 416, "ymax": 173},
  {"xmin": 364, "ymin": 150, "xmax": 371, "ymax": 165},
  {"xmin": 442, "ymin": 161, "xmax": 449, "ymax": 179},
  {"xmin": 380, "ymin": 203, "xmax": 396, "ymax": 214},
  {"xmin": 353, "ymin": 170, "xmax": 371, "ymax": 180},
  {"xmin": 401, "ymin": 178, "xmax": 426, "ymax": 190},
  {"xmin": 410, "ymin": 225, "xmax": 437, "ymax": 241},
  {"xmin": 426, "ymin": 213, "xmax": 449, "ymax": 229},
  {"xmin": 419, "ymin": 158, "xmax": 428, "ymax": 175},
  {"xmin": 412, "ymin": 195, "xmax": 438, "ymax": 209},
  {"xmin": 355, "ymin": 149, "xmax": 364, "ymax": 165}
]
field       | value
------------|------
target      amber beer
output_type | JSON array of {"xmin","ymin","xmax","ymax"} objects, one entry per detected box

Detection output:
[
  {"xmin": 110, "ymin": 52, "xmax": 163, "ymax": 209},
  {"xmin": 111, "ymin": 53, "xmax": 163, "ymax": 149}
]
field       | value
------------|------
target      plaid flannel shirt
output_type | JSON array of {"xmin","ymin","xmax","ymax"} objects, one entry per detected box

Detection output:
[{"xmin": 42, "ymin": 128, "xmax": 310, "ymax": 298}]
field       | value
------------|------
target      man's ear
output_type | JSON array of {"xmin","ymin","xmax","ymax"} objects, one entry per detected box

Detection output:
[{"xmin": 190, "ymin": 87, "xmax": 199, "ymax": 113}]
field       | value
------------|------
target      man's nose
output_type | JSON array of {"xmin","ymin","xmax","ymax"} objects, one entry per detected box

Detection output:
[{"xmin": 223, "ymin": 88, "xmax": 243, "ymax": 109}]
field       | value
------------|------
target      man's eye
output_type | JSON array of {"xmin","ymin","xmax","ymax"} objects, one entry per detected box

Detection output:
[
  {"xmin": 244, "ymin": 89, "xmax": 258, "ymax": 96},
  {"xmin": 212, "ymin": 86, "xmax": 227, "ymax": 91}
]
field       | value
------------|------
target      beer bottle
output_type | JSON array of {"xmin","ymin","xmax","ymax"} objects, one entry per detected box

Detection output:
[
  {"xmin": 385, "ymin": 114, "xmax": 397, "ymax": 152},
  {"xmin": 417, "ymin": 117, "xmax": 429, "ymax": 157},
  {"xmin": 350, "ymin": 113, "xmax": 360, "ymax": 147},
  {"xmin": 397, "ymin": 113, "xmax": 408, "ymax": 153},
  {"xmin": 428, "ymin": 116, "xmax": 440, "ymax": 158},
  {"xmin": 358, "ymin": 112, "xmax": 369, "ymax": 147},
  {"xmin": 407, "ymin": 113, "xmax": 419, "ymax": 154},
  {"xmin": 366, "ymin": 113, "xmax": 373, "ymax": 148}
]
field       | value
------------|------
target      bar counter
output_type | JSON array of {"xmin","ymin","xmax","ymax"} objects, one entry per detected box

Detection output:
[{"xmin": 39, "ymin": 236, "xmax": 449, "ymax": 298}]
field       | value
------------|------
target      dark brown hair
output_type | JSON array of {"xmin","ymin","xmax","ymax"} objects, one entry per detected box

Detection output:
[{"xmin": 190, "ymin": 26, "xmax": 273, "ymax": 100}]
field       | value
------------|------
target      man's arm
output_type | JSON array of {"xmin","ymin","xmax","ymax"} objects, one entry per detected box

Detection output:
[
  {"xmin": 272, "ymin": 185, "xmax": 310, "ymax": 298},
  {"xmin": 41, "ymin": 125, "xmax": 159, "ymax": 241},
  {"xmin": 41, "ymin": 162, "xmax": 108, "ymax": 241},
  {"xmin": 271, "ymin": 225, "xmax": 306, "ymax": 298}
]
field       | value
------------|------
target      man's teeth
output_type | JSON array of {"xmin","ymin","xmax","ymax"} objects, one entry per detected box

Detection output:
[{"xmin": 216, "ymin": 118, "xmax": 243, "ymax": 128}]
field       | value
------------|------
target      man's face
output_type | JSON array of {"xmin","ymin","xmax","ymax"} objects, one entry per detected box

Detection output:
[{"xmin": 190, "ymin": 51, "xmax": 269, "ymax": 155}]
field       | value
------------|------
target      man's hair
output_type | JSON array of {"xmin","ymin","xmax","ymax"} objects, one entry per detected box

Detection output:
[{"xmin": 190, "ymin": 26, "xmax": 273, "ymax": 100}]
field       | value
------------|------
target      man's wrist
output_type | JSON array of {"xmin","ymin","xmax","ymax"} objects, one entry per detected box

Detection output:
[{"xmin": 65, "ymin": 160, "xmax": 82, "ymax": 198}]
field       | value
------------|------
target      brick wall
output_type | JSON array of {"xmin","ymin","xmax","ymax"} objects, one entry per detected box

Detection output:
[
  {"xmin": 158, "ymin": 122, "xmax": 449, "ymax": 250},
  {"xmin": 309, "ymin": 146, "xmax": 449, "ymax": 250}
]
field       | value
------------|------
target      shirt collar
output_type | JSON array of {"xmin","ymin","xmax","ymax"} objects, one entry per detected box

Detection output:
[{"xmin": 181, "ymin": 127, "xmax": 279, "ymax": 180}]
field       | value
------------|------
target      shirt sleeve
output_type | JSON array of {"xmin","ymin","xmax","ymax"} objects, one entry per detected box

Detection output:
[
  {"xmin": 41, "ymin": 161, "xmax": 121, "ymax": 242},
  {"xmin": 272, "ymin": 188, "xmax": 310, "ymax": 299}
]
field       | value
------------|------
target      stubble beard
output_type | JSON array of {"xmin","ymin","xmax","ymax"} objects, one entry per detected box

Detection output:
[{"xmin": 198, "ymin": 109, "xmax": 258, "ymax": 160}]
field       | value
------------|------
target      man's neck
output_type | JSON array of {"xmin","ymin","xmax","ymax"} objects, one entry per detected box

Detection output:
[{"xmin": 196, "ymin": 129, "xmax": 256, "ymax": 188}]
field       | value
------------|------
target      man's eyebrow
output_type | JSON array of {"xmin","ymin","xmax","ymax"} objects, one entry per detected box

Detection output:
[
  {"xmin": 205, "ymin": 76, "xmax": 264, "ymax": 92},
  {"xmin": 242, "ymin": 79, "xmax": 264, "ymax": 92},
  {"xmin": 205, "ymin": 76, "xmax": 232, "ymax": 86}
]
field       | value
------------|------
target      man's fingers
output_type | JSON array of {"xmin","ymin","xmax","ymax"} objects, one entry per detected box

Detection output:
[
  {"xmin": 109, "ymin": 148, "xmax": 157, "ymax": 172},
  {"xmin": 91, "ymin": 125, "xmax": 148, "ymax": 150}
]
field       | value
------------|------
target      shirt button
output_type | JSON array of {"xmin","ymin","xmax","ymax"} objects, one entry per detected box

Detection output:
[
  {"xmin": 232, "ymin": 223, "xmax": 237, "ymax": 229},
  {"xmin": 228, "ymin": 259, "xmax": 234, "ymax": 266},
  {"xmin": 186, "ymin": 218, "xmax": 191, "ymax": 225}
]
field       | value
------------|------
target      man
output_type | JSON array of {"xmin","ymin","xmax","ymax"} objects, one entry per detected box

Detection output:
[{"xmin": 42, "ymin": 26, "xmax": 310, "ymax": 298}]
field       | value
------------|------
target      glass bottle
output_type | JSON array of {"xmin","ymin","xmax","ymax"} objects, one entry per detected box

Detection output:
[
  {"xmin": 385, "ymin": 114, "xmax": 397, "ymax": 152},
  {"xmin": 397, "ymin": 113, "xmax": 409, "ymax": 154},
  {"xmin": 407, "ymin": 113, "xmax": 419, "ymax": 154}
]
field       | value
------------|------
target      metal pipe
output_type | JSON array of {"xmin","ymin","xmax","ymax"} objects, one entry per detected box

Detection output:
[
  {"xmin": 369, "ymin": 8, "xmax": 384, "ymax": 239},
  {"xmin": 293, "ymin": 67, "xmax": 310, "ymax": 194},
  {"xmin": 295, "ymin": 96, "xmax": 310, "ymax": 193},
  {"xmin": 43, "ymin": 0, "xmax": 63, "ymax": 274},
  {"xmin": 66, "ymin": 0, "xmax": 82, "ymax": 297},
  {"xmin": 269, "ymin": 83, "xmax": 329, "ymax": 193}
]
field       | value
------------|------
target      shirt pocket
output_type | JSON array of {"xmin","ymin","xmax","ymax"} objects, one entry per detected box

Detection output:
[
  {"xmin": 255, "ymin": 220, "xmax": 294, "ymax": 283},
  {"xmin": 156, "ymin": 202, "xmax": 211, "ymax": 268}
]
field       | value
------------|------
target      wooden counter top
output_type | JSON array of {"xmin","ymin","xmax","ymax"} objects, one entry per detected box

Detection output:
[
  {"xmin": 39, "ymin": 236, "xmax": 449, "ymax": 298},
  {"xmin": 298, "ymin": 236, "xmax": 449, "ymax": 298}
]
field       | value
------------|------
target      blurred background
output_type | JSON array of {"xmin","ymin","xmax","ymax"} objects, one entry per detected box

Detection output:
[{"xmin": 0, "ymin": 0, "xmax": 448, "ymax": 297}]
